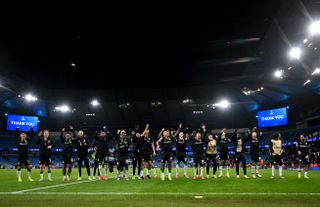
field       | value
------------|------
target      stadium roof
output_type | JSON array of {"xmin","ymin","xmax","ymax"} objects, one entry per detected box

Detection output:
[{"xmin": 0, "ymin": 0, "xmax": 319, "ymax": 130}]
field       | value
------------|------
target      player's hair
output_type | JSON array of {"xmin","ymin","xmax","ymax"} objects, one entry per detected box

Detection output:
[{"xmin": 273, "ymin": 132, "xmax": 280, "ymax": 139}]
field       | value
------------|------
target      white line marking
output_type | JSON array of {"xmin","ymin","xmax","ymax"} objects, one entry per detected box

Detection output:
[
  {"xmin": 1, "ymin": 192, "xmax": 320, "ymax": 196},
  {"xmin": 11, "ymin": 180, "xmax": 93, "ymax": 194}
]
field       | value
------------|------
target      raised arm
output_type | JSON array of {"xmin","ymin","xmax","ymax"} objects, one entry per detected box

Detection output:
[
  {"xmin": 172, "ymin": 123, "xmax": 182, "ymax": 138},
  {"xmin": 141, "ymin": 124, "xmax": 149, "ymax": 137},
  {"xmin": 60, "ymin": 128, "xmax": 65, "ymax": 142},
  {"xmin": 269, "ymin": 140, "xmax": 273, "ymax": 155},
  {"xmin": 200, "ymin": 123, "xmax": 207, "ymax": 140},
  {"xmin": 36, "ymin": 131, "xmax": 43, "ymax": 144},
  {"xmin": 152, "ymin": 141, "xmax": 156, "ymax": 155},
  {"xmin": 231, "ymin": 129, "xmax": 237, "ymax": 142},
  {"xmin": 29, "ymin": 127, "xmax": 34, "ymax": 141},
  {"xmin": 15, "ymin": 128, "xmax": 20, "ymax": 142},
  {"xmin": 158, "ymin": 128, "xmax": 165, "ymax": 139}
]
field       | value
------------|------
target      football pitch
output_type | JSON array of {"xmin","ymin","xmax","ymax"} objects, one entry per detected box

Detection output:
[{"xmin": 0, "ymin": 168, "xmax": 319, "ymax": 207}]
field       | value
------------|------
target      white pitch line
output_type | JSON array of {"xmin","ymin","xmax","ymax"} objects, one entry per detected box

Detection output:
[
  {"xmin": 11, "ymin": 180, "xmax": 93, "ymax": 194},
  {"xmin": 1, "ymin": 192, "xmax": 320, "ymax": 196}
]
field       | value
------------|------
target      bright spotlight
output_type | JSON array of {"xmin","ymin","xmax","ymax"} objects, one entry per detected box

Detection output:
[
  {"xmin": 289, "ymin": 47, "xmax": 302, "ymax": 59},
  {"xmin": 55, "ymin": 105, "xmax": 71, "ymax": 113},
  {"xmin": 312, "ymin": 68, "xmax": 320, "ymax": 75},
  {"xmin": 309, "ymin": 21, "xmax": 320, "ymax": 35},
  {"xmin": 90, "ymin": 99, "xmax": 100, "ymax": 107},
  {"xmin": 274, "ymin": 70, "xmax": 283, "ymax": 79},
  {"xmin": 303, "ymin": 80, "xmax": 311, "ymax": 85},
  {"xmin": 215, "ymin": 99, "xmax": 230, "ymax": 109},
  {"xmin": 303, "ymin": 39, "xmax": 308, "ymax": 43},
  {"xmin": 24, "ymin": 93, "xmax": 38, "ymax": 102}
]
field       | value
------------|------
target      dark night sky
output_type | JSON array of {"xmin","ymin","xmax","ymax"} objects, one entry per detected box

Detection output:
[{"xmin": 0, "ymin": 1, "xmax": 289, "ymax": 90}]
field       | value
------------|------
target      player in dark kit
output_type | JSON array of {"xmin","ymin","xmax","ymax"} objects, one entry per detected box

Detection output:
[
  {"xmin": 191, "ymin": 124, "xmax": 206, "ymax": 180},
  {"xmin": 269, "ymin": 132, "xmax": 284, "ymax": 179},
  {"xmin": 232, "ymin": 129, "xmax": 249, "ymax": 179},
  {"xmin": 75, "ymin": 130, "xmax": 92, "ymax": 180},
  {"xmin": 131, "ymin": 130, "xmax": 142, "ymax": 180},
  {"xmin": 248, "ymin": 127, "xmax": 262, "ymax": 178},
  {"xmin": 296, "ymin": 134, "xmax": 310, "ymax": 179},
  {"xmin": 139, "ymin": 124, "xmax": 156, "ymax": 179},
  {"xmin": 37, "ymin": 130, "xmax": 54, "ymax": 181},
  {"xmin": 156, "ymin": 123, "xmax": 181, "ymax": 181},
  {"xmin": 15, "ymin": 127, "xmax": 34, "ymax": 182},
  {"xmin": 60, "ymin": 126, "xmax": 77, "ymax": 181},
  {"xmin": 93, "ymin": 129, "xmax": 112, "ymax": 181},
  {"xmin": 115, "ymin": 130, "xmax": 131, "ymax": 180},
  {"xmin": 217, "ymin": 128, "xmax": 231, "ymax": 178},
  {"xmin": 174, "ymin": 126, "xmax": 189, "ymax": 179}
]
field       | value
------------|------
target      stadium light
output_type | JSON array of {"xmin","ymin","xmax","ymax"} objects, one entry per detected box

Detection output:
[
  {"xmin": 309, "ymin": 20, "xmax": 320, "ymax": 35},
  {"xmin": 182, "ymin": 99, "xmax": 193, "ymax": 104},
  {"xmin": 55, "ymin": 105, "xmax": 71, "ymax": 113},
  {"xmin": 214, "ymin": 99, "xmax": 230, "ymax": 109},
  {"xmin": 90, "ymin": 99, "xmax": 100, "ymax": 107},
  {"xmin": 274, "ymin": 70, "xmax": 283, "ymax": 79},
  {"xmin": 24, "ymin": 93, "xmax": 38, "ymax": 102},
  {"xmin": 289, "ymin": 47, "xmax": 302, "ymax": 59},
  {"xmin": 312, "ymin": 68, "xmax": 320, "ymax": 76},
  {"xmin": 303, "ymin": 80, "xmax": 311, "ymax": 85}
]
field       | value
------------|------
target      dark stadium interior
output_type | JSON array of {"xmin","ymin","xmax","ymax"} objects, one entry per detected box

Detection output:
[
  {"xmin": 1, "ymin": 1, "xmax": 320, "ymax": 132},
  {"xmin": 0, "ymin": 2, "xmax": 319, "ymax": 133}
]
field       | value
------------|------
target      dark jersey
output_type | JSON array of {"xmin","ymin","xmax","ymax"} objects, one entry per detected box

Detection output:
[
  {"xmin": 116, "ymin": 137, "xmax": 131, "ymax": 157},
  {"xmin": 191, "ymin": 131, "xmax": 205, "ymax": 154},
  {"xmin": 176, "ymin": 137, "xmax": 187, "ymax": 154},
  {"xmin": 218, "ymin": 133, "xmax": 230, "ymax": 151},
  {"xmin": 248, "ymin": 135, "xmax": 260, "ymax": 154},
  {"xmin": 247, "ymin": 130, "xmax": 260, "ymax": 154},
  {"xmin": 60, "ymin": 131, "xmax": 76, "ymax": 157},
  {"xmin": 15, "ymin": 128, "xmax": 34, "ymax": 155},
  {"xmin": 296, "ymin": 140, "xmax": 310, "ymax": 155},
  {"xmin": 36, "ymin": 136, "xmax": 54, "ymax": 157},
  {"xmin": 132, "ymin": 134, "xmax": 141, "ymax": 153},
  {"xmin": 140, "ymin": 136, "xmax": 154, "ymax": 155},
  {"xmin": 159, "ymin": 136, "xmax": 174, "ymax": 153},
  {"xmin": 250, "ymin": 138, "xmax": 259, "ymax": 153},
  {"xmin": 75, "ymin": 136, "xmax": 90, "ymax": 157},
  {"xmin": 93, "ymin": 132, "xmax": 113, "ymax": 155}
]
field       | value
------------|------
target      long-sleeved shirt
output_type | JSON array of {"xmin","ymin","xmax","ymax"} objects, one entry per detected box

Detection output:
[
  {"xmin": 93, "ymin": 131, "xmax": 112, "ymax": 156},
  {"xmin": 217, "ymin": 133, "xmax": 231, "ymax": 151},
  {"xmin": 75, "ymin": 136, "xmax": 90, "ymax": 157},
  {"xmin": 191, "ymin": 129, "xmax": 206, "ymax": 154},
  {"xmin": 296, "ymin": 140, "xmax": 310, "ymax": 155},
  {"xmin": 176, "ymin": 136, "xmax": 187, "ymax": 154},
  {"xmin": 36, "ymin": 135, "xmax": 54, "ymax": 157},
  {"xmin": 247, "ymin": 129, "xmax": 261, "ymax": 154},
  {"xmin": 15, "ymin": 128, "xmax": 34, "ymax": 155},
  {"xmin": 116, "ymin": 137, "xmax": 131, "ymax": 157},
  {"xmin": 232, "ymin": 130, "xmax": 248, "ymax": 153},
  {"xmin": 60, "ymin": 130, "xmax": 76, "ymax": 157}
]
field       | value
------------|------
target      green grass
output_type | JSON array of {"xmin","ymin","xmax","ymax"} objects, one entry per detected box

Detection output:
[{"xmin": 0, "ymin": 168, "xmax": 319, "ymax": 207}]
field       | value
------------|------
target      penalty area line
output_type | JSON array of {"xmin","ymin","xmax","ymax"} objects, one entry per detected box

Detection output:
[{"xmin": 9, "ymin": 180, "xmax": 93, "ymax": 194}]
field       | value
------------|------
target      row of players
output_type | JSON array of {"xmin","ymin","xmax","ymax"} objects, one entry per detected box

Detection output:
[{"xmin": 14, "ymin": 123, "xmax": 311, "ymax": 182}]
